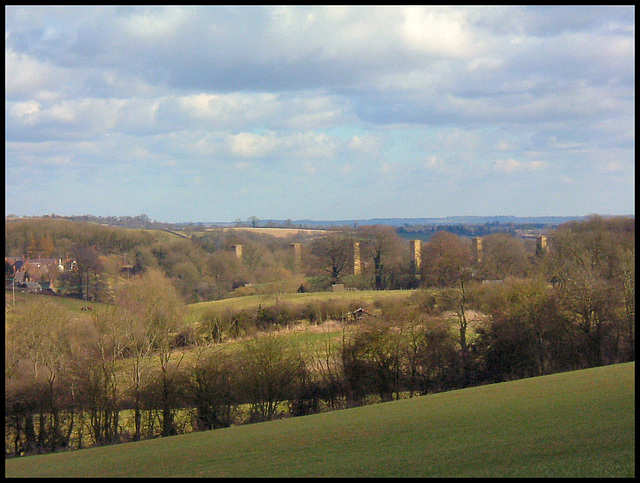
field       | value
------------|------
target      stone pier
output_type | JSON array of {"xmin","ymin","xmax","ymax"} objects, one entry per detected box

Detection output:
[
  {"xmin": 290, "ymin": 243, "xmax": 301, "ymax": 270},
  {"xmin": 472, "ymin": 237, "xmax": 483, "ymax": 263},
  {"xmin": 536, "ymin": 235, "xmax": 547, "ymax": 256},
  {"xmin": 353, "ymin": 241, "xmax": 361, "ymax": 275},
  {"xmin": 410, "ymin": 239, "xmax": 421, "ymax": 271},
  {"xmin": 231, "ymin": 244, "xmax": 243, "ymax": 259}
]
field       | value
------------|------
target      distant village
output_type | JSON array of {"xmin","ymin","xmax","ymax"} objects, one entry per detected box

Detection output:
[{"xmin": 5, "ymin": 256, "xmax": 76, "ymax": 295}]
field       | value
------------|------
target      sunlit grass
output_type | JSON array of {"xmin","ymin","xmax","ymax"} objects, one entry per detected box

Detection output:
[
  {"xmin": 5, "ymin": 362, "xmax": 634, "ymax": 478},
  {"xmin": 187, "ymin": 289, "xmax": 417, "ymax": 319}
]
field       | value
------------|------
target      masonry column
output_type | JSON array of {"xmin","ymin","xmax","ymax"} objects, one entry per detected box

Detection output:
[
  {"xmin": 410, "ymin": 239, "xmax": 421, "ymax": 272},
  {"xmin": 536, "ymin": 235, "xmax": 547, "ymax": 257},
  {"xmin": 231, "ymin": 244, "xmax": 243, "ymax": 260},
  {"xmin": 353, "ymin": 241, "xmax": 361, "ymax": 275},
  {"xmin": 290, "ymin": 243, "xmax": 301, "ymax": 271},
  {"xmin": 472, "ymin": 237, "xmax": 483, "ymax": 263}
]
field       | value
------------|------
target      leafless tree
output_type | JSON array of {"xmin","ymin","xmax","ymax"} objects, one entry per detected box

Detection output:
[
  {"xmin": 358, "ymin": 225, "xmax": 404, "ymax": 290},
  {"xmin": 116, "ymin": 269, "xmax": 185, "ymax": 439},
  {"xmin": 309, "ymin": 230, "xmax": 353, "ymax": 285}
]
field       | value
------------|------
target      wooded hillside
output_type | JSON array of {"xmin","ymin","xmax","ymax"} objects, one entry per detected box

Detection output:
[{"xmin": 5, "ymin": 215, "xmax": 634, "ymax": 458}]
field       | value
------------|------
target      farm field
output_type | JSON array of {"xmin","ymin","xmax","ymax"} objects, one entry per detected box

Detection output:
[
  {"xmin": 5, "ymin": 361, "xmax": 634, "ymax": 478},
  {"xmin": 186, "ymin": 288, "xmax": 417, "ymax": 319},
  {"xmin": 217, "ymin": 226, "xmax": 332, "ymax": 239}
]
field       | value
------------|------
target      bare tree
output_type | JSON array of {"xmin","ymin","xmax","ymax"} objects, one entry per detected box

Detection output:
[
  {"xmin": 187, "ymin": 346, "xmax": 238, "ymax": 431},
  {"xmin": 237, "ymin": 333, "xmax": 306, "ymax": 422},
  {"xmin": 548, "ymin": 216, "xmax": 634, "ymax": 367},
  {"xmin": 248, "ymin": 215, "xmax": 259, "ymax": 228},
  {"xmin": 477, "ymin": 232, "xmax": 529, "ymax": 280},
  {"xmin": 309, "ymin": 231, "xmax": 353, "ymax": 285},
  {"xmin": 116, "ymin": 269, "xmax": 185, "ymax": 439},
  {"xmin": 6, "ymin": 299, "xmax": 74, "ymax": 454},
  {"xmin": 358, "ymin": 225, "xmax": 404, "ymax": 290},
  {"xmin": 70, "ymin": 244, "xmax": 104, "ymax": 303},
  {"xmin": 82, "ymin": 307, "xmax": 127, "ymax": 446},
  {"xmin": 421, "ymin": 232, "xmax": 474, "ymax": 357}
]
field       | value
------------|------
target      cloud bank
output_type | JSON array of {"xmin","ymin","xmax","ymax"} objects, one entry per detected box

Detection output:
[{"xmin": 5, "ymin": 6, "xmax": 634, "ymax": 222}]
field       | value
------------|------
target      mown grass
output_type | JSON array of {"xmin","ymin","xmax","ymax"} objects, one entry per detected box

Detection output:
[{"xmin": 5, "ymin": 362, "xmax": 634, "ymax": 478}]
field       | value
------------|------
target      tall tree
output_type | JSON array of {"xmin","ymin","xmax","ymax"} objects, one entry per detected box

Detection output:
[
  {"xmin": 477, "ymin": 232, "xmax": 529, "ymax": 280},
  {"xmin": 188, "ymin": 346, "xmax": 238, "ymax": 431},
  {"xmin": 237, "ymin": 333, "xmax": 306, "ymax": 422},
  {"xmin": 116, "ymin": 269, "xmax": 185, "ymax": 439},
  {"xmin": 547, "ymin": 216, "xmax": 635, "ymax": 367},
  {"xmin": 476, "ymin": 277, "xmax": 564, "ymax": 378},
  {"xmin": 79, "ymin": 307, "xmax": 126, "ymax": 446},
  {"xmin": 309, "ymin": 231, "xmax": 353, "ymax": 285},
  {"xmin": 358, "ymin": 225, "xmax": 404, "ymax": 290},
  {"xmin": 421, "ymin": 232, "xmax": 474, "ymax": 359},
  {"xmin": 66, "ymin": 244, "xmax": 103, "ymax": 302},
  {"xmin": 6, "ymin": 299, "xmax": 75, "ymax": 454}
]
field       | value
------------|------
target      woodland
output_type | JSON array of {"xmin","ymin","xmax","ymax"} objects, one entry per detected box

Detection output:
[{"xmin": 4, "ymin": 215, "xmax": 635, "ymax": 457}]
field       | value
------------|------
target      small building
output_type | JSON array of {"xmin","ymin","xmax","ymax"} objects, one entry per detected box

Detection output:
[
  {"xmin": 23, "ymin": 281, "xmax": 42, "ymax": 293},
  {"xmin": 38, "ymin": 280, "xmax": 57, "ymax": 294},
  {"xmin": 348, "ymin": 307, "xmax": 375, "ymax": 321}
]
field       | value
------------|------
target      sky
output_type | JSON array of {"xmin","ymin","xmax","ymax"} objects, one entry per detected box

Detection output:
[{"xmin": 5, "ymin": 6, "xmax": 635, "ymax": 223}]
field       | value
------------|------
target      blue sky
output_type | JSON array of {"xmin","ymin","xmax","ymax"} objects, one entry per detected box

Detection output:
[{"xmin": 5, "ymin": 6, "xmax": 635, "ymax": 223}]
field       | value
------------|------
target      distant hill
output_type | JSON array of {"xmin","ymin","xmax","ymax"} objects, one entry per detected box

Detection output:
[
  {"xmin": 197, "ymin": 215, "xmax": 593, "ymax": 229},
  {"xmin": 285, "ymin": 215, "xmax": 590, "ymax": 228},
  {"xmin": 9, "ymin": 214, "xmax": 633, "ymax": 231}
]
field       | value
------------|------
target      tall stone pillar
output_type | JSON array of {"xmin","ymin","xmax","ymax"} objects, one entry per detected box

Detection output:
[
  {"xmin": 473, "ymin": 237, "xmax": 483, "ymax": 263},
  {"xmin": 231, "ymin": 244, "xmax": 243, "ymax": 259},
  {"xmin": 410, "ymin": 239, "xmax": 421, "ymax": 271},
  {"xmin": 290, "ymin": 243, "xmax": 301, "ymax": 270},
  {"xmin": 353, "ymin": 241, "xmax": 361, "ymax": 275},
  {"xmin": 536, "ymin": 235, "xmax": 547, "ymax": 256}
]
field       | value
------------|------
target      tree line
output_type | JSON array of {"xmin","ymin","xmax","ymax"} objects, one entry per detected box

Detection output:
[
  {"xmin": 4, "ymin": 215, "xmax": 634, "ymax": 457},
  {"xmin": 5, "ymin": 216, "xmax": 557, "ymax": 302}
]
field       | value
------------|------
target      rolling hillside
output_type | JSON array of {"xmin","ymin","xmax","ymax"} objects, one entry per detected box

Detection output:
[{"xmin": 5, "ymin": 362, "xmax": 634, "ymax": 478}]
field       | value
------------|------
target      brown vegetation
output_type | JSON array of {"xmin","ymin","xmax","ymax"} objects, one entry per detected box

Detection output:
[{"xmin": 5, "ymin": 215, "xmax": 634, "ymax": 458}]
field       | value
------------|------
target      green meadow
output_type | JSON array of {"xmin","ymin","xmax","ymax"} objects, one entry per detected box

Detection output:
[
  {"xmin": 186, "ymin": 288, "xmax": 417, "ymax": 319},
  {"xmin": 5, "ymin": 361, "xmax": 634, "ymax": 478}
]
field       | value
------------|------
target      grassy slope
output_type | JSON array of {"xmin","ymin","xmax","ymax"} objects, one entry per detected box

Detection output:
[
  {"xmin": 186, "ymin": 289, "xmax": 416, "ymax": 320},
  {"xmin": 5, "ymin": 362, "xmax": 634, "ymax": 478}
]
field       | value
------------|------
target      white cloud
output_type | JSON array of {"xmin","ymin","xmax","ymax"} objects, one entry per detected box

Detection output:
[
  {"xmin": 400, "ymin": 7, "xmax": 475, "ymax": 57},
  {"xmin": 228, "ymin": 132, "xmax": 279, "ymax": 158},
  {"xmin": 348, "ymin": 134, "xmax": 381, "ymax": 155},
  {"xmin": 493, "ymin": 159, "xmax": 547, "ymax": 173},
  {"xmin": 426, "ymin": 155, "xmax": 443, "ymax": 169},
  {"xmin": 7, "ymin": 97, "xmax": 128, "ymax": 139},
  {"xmin": 119, "ymin": 7, "xmax": 191, "ymax": 40},
  {"xmin": 4, "ymin": 6, "xmax": 635, "ymax": 221},
  {"xmin": 179, "ymin": 93, "xmax": 280, "ymax": 124},
  {"xmin": 292, "ymin": 132, "xmax": 337, "ymax": 159},
  {"xmin": 5, "ymin": 47, "xmax": 65, "ymax": 98},
  {"xmin": 9, "ymin": 100, "xmax": 41, "ymax": 120}
]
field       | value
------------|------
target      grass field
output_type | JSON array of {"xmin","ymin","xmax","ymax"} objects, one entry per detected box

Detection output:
[
  {"xmin": 186, "ymin": 288, "xmax": 417, "ymax": 319},
  {"xmin": 218, "ymin": 226, "xmax": 332, "ymax": 238},
  {"xmin": 5, "ymin": 361, "xmax": 634, "ymax": 478}
]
